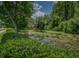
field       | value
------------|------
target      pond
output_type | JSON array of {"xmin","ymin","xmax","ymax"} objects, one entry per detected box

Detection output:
[{"xmin": 27, "ymin": 32, "xmax": 59, "ymax": 45}]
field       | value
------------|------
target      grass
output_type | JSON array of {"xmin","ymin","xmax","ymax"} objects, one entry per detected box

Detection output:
[
  {"xmin": 0, "ymin": 30, "xmax": 76, "ymax": 58},
  {"xmin": 0, "ymin": 30, "xmax": 6, "ymax": 43},
  {"xmin": 24, "ymin": 30, "xmax": 79, "ymax": 57}
]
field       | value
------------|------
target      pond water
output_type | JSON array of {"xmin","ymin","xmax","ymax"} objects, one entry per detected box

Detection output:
[{"xmin": 27, "ymin": 32, "xmax": 58, "ymax": 45}]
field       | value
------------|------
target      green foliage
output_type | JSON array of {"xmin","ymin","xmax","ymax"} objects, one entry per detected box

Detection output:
[
  {"xmin": 0, "ymin": 39, "xmax": 74, "ymax": 58},
  {"xmin": 58, "ymin": 18, "xmax": 79, "ymax": 33},
  {"xmin": 33, "ymin": 16, "xmax": 46, "ymax": 31},
  {"xmin": 51, "ymin": 1, "xmax": 79, "ymax": 34},
  {"xmin": 0, "ymin": 31, "xmax": 75, "ymax": 58},
  {"xmin": 51, "ymin": 1, "xmax": 75, "ymax": 21},
  {"xmin": 51, "ymin": 16, "xmax": 61, "ymax": 28},
  {"xmin": 32, "ymin": 15, "xmax": 52, "ymax": 31},
  {"xmin": 0, "ymin": 1, "xmax": 79, "ymax": 58},
  {"xmin": 0, "ymin": 2, "xmax": 33, "ymax": 32},
  {"xmin": 0, "ymin": 32, "xmax": 5, "ymax": 43},
  {"xmin": 0, "ymin": 31, "xmax": 29, "ymax": 44}
]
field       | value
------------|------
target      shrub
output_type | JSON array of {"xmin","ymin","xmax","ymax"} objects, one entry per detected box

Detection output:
[
  {"xmin": 58, "ymin": 18, "xmax": 79, "ymax": 34},
  {"xmin": 0, "ymin": 31, "xmax": 75, "ymax": 57},
  {"xmin": 0, "ymin": 38, "xmax": 75, "ymax": 57}
]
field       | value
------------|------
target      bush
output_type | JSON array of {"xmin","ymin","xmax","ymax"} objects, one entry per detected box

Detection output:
[
  {"xmin": 58, "ymin": 18, "xmax": 79, "ymax": 34},
  {"xmin": 51, "ymin": 16, "xmax": 61, "ymax": 28},
  {"xmin": 0, "ymin": 31, "xmax": 75, "ymax": 57},
  {"xmin": 0, "ymin": 38, "xmax": 74, "ymax": 57},
  {"xmin": 0, "ymin": 31, "xmax": 29, "ymax": 44}
]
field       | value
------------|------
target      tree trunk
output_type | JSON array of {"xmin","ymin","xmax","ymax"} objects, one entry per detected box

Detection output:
[{"xmin": 4, "ymin": 4, "xmax": 18, "ymax": 33}]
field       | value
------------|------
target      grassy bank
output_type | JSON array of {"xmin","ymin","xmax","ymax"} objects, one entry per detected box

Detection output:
[{"xmin": 0, "ymin": 30, "xmax": 78, "ymax": 57}]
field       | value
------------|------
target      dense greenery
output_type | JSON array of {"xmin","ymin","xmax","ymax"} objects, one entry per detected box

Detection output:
[
  {"xmin": 0, "ymin": 1, "xmax": 79, "ymax": 58},
  {"xmin": 0, "ymin": 31, "xmax": 75, "ymax": 58},
  {"xmin": 0, "ymin": 1, "xmax": 79, "ymax": 34},
  {"xmin": 0, "ymin": 1, "xmax": 33, "ymax": 32},
  {"xmin": 51, "ymin": 1, "xmax": 79, "ymax": 34}
]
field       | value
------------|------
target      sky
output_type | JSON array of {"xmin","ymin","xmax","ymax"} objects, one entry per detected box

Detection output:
[
  {"xmin": 0, "ymin": 1, "xmax": 56, "ymax": 19},
  {"xmin": 31, "ymin": 1, "xmax": 57, "ymax": 19}
]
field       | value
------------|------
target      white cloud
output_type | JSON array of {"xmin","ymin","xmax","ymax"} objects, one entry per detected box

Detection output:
[
  {"xmin": 31, "ymin": 3, "xmax": 45, "ymax": 19},
  {"xmin": 31, "ymin": 11, "xmax": 45, "ymax": 19},
  {"xmin": 33, "ymin": 3, "xmax": 42, "ymax": 11},
  {"xmin": 34, "ymin": 11, "xmax": 45, "ymax": 17}
]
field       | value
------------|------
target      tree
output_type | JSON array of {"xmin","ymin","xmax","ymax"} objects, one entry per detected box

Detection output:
[
  {"xmin": 51, "ymin": 1, "xmax": 75, "ymax": 28},
  {"xmin": 31, "ymin": 15, "xmax": 51, "ymax": 31},
  {"xmin": 0, "ymin": 1, "xmax": 33, "ymax": 32},
  {"xmin": 50, "ymin": 1, "xmax": 79, "ymax": 34},
  {"xmin": 35, "ymin": 16, "xmax": 45, "ymax": 31}
]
